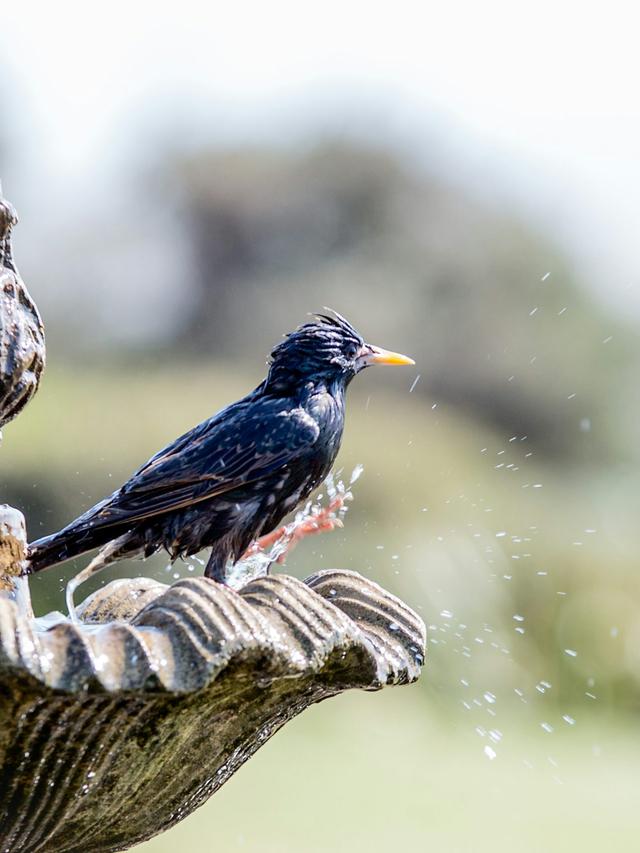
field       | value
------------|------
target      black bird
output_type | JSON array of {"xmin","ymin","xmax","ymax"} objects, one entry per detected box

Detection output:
[{"xmin": 27, "ymin": 312, "xmax": 413, "ymax": 608}]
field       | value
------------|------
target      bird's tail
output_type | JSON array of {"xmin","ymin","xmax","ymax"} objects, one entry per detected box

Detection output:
[{"xmin": 26, "ymin": 524, "xmax": 121, "ymax": 574}]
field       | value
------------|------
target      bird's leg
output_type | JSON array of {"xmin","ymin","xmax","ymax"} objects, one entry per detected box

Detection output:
[
  {"xmin": 204, "ymin": 550, "xmax": 228, "ymax": 583},
  {"xmin": 241, "ymin": 494, "xmax": 348, "ymax": 567},
  {"xmin": 245, "ymin": 525, "xmax": 291, "ymax": 556},
  {"xmin": 272, "ymin": 495, "xmax": 346, "ymax": 563}
]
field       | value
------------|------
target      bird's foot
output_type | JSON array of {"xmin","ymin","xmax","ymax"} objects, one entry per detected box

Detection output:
[
  {"xmin": 273, "ymin": 495, "xmax": 346, "ymax": 563},
  {"xmin": 245, "ymin": 525, "xmax": 289, "ymax": 556}
]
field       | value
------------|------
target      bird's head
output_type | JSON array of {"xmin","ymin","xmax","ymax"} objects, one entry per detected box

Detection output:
[{"xmin": 267, "ymin": 311, "xmax": 414, "ymax": 392}]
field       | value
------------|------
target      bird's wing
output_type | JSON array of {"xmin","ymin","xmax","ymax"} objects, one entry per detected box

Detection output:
[{"xmin": 69, "ymin": 401, "xmax": 320, "ymax": 532}]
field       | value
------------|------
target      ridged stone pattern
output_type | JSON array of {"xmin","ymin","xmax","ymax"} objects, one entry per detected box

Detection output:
[
  {"xmin": 0, "ymin": 192, "xmax": 46, "ymax": 429},
  {"xmin": 0, "ymin": 569, "xmax": 426, "ymax": 853}
]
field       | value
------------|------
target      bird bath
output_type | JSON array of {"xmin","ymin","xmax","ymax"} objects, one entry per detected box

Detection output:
[{"xmin": 0, "ymin": 504, "xmax": 425, "ymax": 852}]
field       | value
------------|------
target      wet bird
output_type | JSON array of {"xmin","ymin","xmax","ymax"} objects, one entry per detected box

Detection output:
[{"xmin": 27, "ymin": 312, "xmax": 413, "ymax": 611}]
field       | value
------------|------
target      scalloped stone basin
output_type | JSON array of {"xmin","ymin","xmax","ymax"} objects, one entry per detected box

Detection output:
[{"xmin": 0, "ymin": 570, "xmax": 425, "ymax": 853}]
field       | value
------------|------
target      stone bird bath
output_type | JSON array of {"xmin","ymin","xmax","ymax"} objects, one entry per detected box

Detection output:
[{"xmin": 0, "ymin": 188, "xmax": 426, "ymax": 852}]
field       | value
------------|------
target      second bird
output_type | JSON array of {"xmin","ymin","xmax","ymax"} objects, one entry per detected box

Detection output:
[{"xmin": 27, "ymin": 312, "xmax": 414, "ymax": 600}]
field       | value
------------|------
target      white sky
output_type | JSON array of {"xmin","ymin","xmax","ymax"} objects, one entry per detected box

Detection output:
[{"xmin": 2, "ymin": 0, "xmax": 639, "ymax": 313}]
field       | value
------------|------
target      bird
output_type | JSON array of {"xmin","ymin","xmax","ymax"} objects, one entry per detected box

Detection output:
[{"xmin": 26, "ymin": 311, "xmax": 414, "ymax": 615}]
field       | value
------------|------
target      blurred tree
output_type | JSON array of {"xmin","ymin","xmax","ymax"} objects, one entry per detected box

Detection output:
[
  {"xmin": 169, "ymin": 141, "xmax": 623, "ymax": 458},
  {"xmin": 174, "ymin": 143, "xmax": 402, "ymax": 352}
]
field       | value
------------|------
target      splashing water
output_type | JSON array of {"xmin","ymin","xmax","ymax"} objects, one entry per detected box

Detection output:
[{"xmin": 225, "ymin": 465, "xmax": 364, "ymax": 589}]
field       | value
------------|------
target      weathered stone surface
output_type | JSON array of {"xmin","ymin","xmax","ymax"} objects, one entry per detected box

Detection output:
[
  {"xmin": 0, "ymin": 569, "xmax": 426, "ymax": 853},
  {"xmin": 0, "ymin": 194, "xmax": 46, "ymax": 429},
  {"xmin": 0, "ymin": 503, "xmax": 26, "ymax": 583}
]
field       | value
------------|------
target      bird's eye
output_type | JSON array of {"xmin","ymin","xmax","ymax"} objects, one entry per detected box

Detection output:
[{"xmin": 345, "ymin": 343, "xmax": 359, "ymax": 360}]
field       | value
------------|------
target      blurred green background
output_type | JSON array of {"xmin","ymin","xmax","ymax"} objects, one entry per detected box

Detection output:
[{"xmin": 2, "ymin": 4, "xmax": 640, "ymax": 850}]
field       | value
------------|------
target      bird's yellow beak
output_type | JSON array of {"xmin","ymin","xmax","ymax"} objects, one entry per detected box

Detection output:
[{"xmin": 358, "ymin": 344, "xmax": 415, "ymax": 367}]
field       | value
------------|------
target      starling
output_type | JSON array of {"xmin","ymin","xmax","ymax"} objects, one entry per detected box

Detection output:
[{"xmin": 27, "ymin": 312, "xmax": 413, "ymax": 610}]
